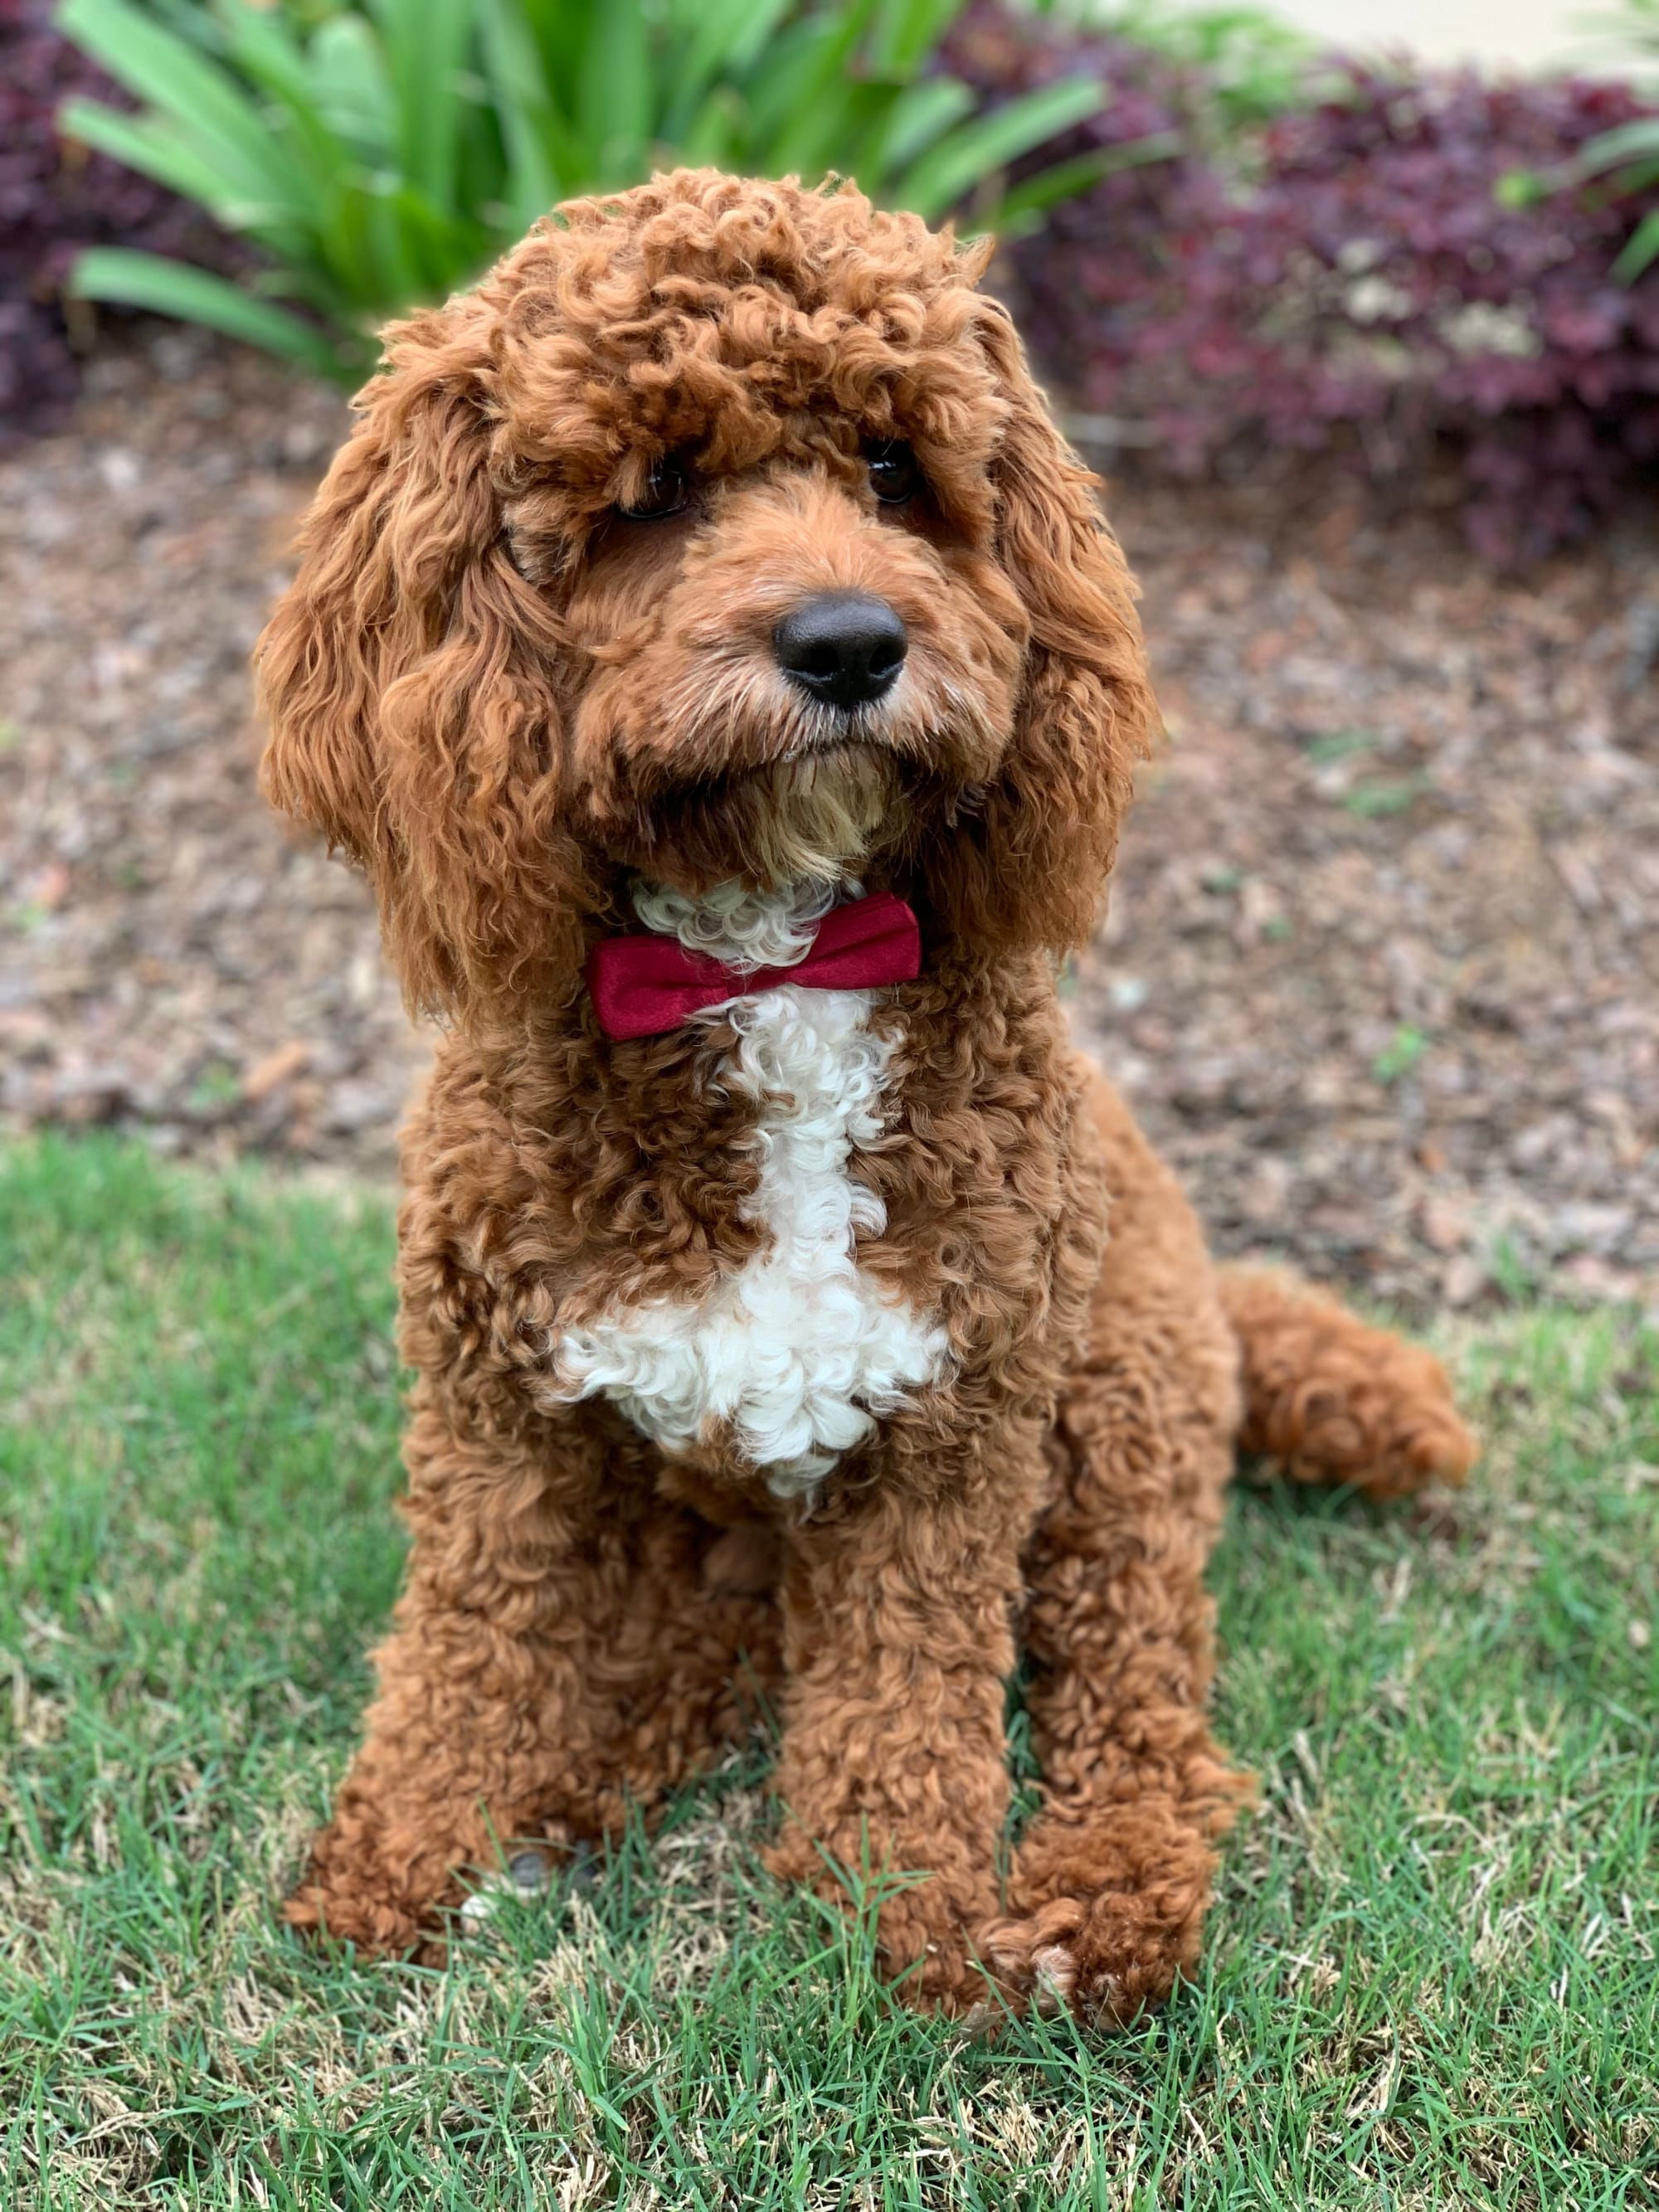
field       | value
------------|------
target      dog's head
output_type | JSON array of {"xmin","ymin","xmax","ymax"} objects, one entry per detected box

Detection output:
[{"xmin": 258, "ymin": 169, "xmax": 1154, "ymax": 1014}]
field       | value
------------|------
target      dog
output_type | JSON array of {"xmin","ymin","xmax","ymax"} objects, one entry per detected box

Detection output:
[{"xmin": 256, "ymin": 169, "xmax": 1475, "ymax": 2020}]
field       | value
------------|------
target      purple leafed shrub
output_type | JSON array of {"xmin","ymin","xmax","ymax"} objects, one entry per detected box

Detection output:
[
  {"xmin": 0, "ymin": 0, "xmax": 216, "ymax": 446},
  {"xmin": 956, "ymin": 8, "xmax": 1659, "ymax": 557}
]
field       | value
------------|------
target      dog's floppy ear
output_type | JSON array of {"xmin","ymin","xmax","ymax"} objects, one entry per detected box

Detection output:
[
  {"xmin": 927, "ymin": 302, "xmax": 1155, "ymax": 959},
  {"xmin": 256, "ymin": 301, "xmax": 589, "ymax": 1014}
]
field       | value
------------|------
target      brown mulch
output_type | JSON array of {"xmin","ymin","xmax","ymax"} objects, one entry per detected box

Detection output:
[
  {"xmin": 2, "ymin": 328, "xmax": 1656, "ymax": 1315},
  {"xmin": 0, "ymin": 332, "xmax": 421, "ymax": 1167},
  {"xmin": 1075, "ymin": 461, "xmax": 1659, "ymax": 1314}
]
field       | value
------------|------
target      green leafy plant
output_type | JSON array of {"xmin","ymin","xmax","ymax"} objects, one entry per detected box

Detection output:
[
  {"xmin": 1371, "ymin": 1023, "xmax": 1428, "ymax": 1085},
  {"xmin": 1530, "ymin": 0, "xmax": 1659, "ymax": 277},
  {"xmin": 1029, "ymin": 0, "xmax": 1317, "ymax": 134},
  {"xmin": 58, "ymin": 0, "xmax": 1128, "ymax": 380}
]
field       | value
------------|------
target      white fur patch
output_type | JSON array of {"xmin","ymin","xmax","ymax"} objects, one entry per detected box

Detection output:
[{"xmin": 544, "ymin": 880, "xmax": 948, "ymax": 1505}]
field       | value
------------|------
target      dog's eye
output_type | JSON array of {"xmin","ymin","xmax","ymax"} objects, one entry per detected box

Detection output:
[
  {"xmin": 619, "ymin": 457, "xmax": 688, "ymax": 522},
  {"xmin": 866, "ymin": 440, "xmax": 922, "ymax": 506}
]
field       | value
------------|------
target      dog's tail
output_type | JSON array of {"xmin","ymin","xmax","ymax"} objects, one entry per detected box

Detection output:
[{"xmin": 1217, "ymin": 1266, "xmax": 1476, "ymax": 1501}]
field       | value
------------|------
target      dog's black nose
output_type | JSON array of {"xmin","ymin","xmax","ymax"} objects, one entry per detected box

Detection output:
[{"xmin": 773, "ymin": 591, "xmax": 907, "ymax": 711}]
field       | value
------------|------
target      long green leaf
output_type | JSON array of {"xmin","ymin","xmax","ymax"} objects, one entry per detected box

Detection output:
[
  {"xmin": 1576, "ymin": 116, "xmax": 1659, "ymax": 174},
  {"xmin": 869, "ymin": 0, "xmax": 965, "ymax": 79},
  {"xmin": 745, "ymin": 0, "xmax": 882, "ymax": 149},
  {"xmin": 711, "ymin": 0, "xmax": 797, "ymax": 77},
  {"xmin": 475, "ymin": 0, "xmax": 563, "ymax": 226},
  {"xmin": 1613, "ymin": 206, "xmax": 1659, "ymax": 281},
  {"xmin": 67, "ymin": 248, "xmax": 353, "ymax": 378},
  {"xmin": 304, "ymin": 181, "xmax": 406, "ymax": 323},
  {"xmin": 665, "ymin": 0, "xmax": 793, "ymax": 134},
  {"xmin": 516, "ymin": 0, "xmax": 588, "ymax": 127},
  {"xmin": 985, "ymin": 138, "xmax": 1174, "ymax": 238},
  {"xmin": 577, "ymin": 0, "xmax": 652, "ymax": 187},
  {"xmin": 307, "ymin": 11, "xmax": 399, "ymax": 162},
  {"xmin": 358, "ymin": 182, "xmax": 433, "ymax": 313},
  {"xmin": 61, "ymin": 95, "xmax": 338, "ymax": 247},
  {"xmin": 209, "ymin": 4, "xmax": 373, "ymax": 226},
  {"xmin": 676, "ymin": 83, "xmax": 747, "ymax": 171},
  {"xmin": 369, "ymin": 0, "xmax": 472, "ymax": 214},
  {"xmin": 897, "ymin": 74, "xmax": 1106, "ymax": 221},
  {"xmin": 773, "ymin": 80, "xmax": 892, "ymax": 192},
  {"xmin": 56, "ymin": 0, "xmax": 318, "ymax": 218},
  {"xmin": 757, "ymin": 2, "xmax": 893, "ymax": 177},
  {"xmin": 857, "ymin": 75, "xmax": 975, "ymax": 178},
  {"xmin": 381, "ymin": 177, "xmax": 487, "ymax": 298},
  {"xmin": 212, "ymin": 0, "xmax": 316, "ymax": 118},
  {"xmin": 59, "ymin": 96, "xmax": 237, "ymax": 212}
]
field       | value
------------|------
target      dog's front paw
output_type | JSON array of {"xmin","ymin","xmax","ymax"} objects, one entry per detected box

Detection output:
[
  {"xmin": 284, "ymin": 1816, "xmax": 460, "ymax": 1961},
  {"xmin": 979, "ymin": 1891, "xmax": 1186, "ymax": 2024},
  {"xmin": 980, "ymin": 1809, "xmax": 1218, "ymax": 2026},
  {"xmin": 285, "ymin": 1864, "xmax": 436, "ymax": 1958}
]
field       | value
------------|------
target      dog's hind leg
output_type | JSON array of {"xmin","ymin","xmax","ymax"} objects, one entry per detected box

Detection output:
[
  {"xmin": 979, "ymin": 1086, "xmax": 1252, "ymax": 2024},
  {"xmin": 1217, "ymin": 1266, "xmax": 1476, "ymax": 1502}
]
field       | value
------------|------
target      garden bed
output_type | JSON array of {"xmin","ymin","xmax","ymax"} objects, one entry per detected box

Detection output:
[{"xmin": 2, "ymin": 328, "xmax": 1656, "ymax": 1312}]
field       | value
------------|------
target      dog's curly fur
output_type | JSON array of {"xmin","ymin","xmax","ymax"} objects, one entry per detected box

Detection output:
[{"xmin": 256, "ymin": 170, "xmax": 1475, "ymax": 2020}]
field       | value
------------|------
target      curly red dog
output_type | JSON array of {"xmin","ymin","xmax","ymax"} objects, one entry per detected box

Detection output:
[{"xmin": 257, "ymin": 169, "xmax": 1474, "ymax": 2020}]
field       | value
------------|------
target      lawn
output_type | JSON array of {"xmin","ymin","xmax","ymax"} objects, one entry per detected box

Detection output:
[{"xmin": 1, "ymin": 1135, "xmax": 1654, "ymax": 2209}]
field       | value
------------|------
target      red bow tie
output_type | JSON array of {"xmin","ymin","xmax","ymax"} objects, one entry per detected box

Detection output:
[{"xmin": 586, "ymin": 891, "xmax": 922, "ymax": 1041}]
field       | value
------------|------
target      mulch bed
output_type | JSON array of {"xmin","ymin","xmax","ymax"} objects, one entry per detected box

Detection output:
[{"xmin": 3, "ymin": 328, "xmax": 1655, "ymax": 1315}]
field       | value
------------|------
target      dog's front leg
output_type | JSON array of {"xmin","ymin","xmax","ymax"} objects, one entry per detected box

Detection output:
[
  {"xmin": 977, "ymin": 1154, "xmax": 1255, "ymax": 2027},
  {"xmin": 287, "ymin": 1385, "xmax": 771, "ymax": 1957},
  {"xmin": 765, "ymin": 1445, "xmax": 1039, "ymax": 2013}
]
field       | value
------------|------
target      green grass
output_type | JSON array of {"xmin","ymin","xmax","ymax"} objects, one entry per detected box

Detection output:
[{"xmin": 2, "ymin": 1135, "xmax": 1656, "ymax": 2209}]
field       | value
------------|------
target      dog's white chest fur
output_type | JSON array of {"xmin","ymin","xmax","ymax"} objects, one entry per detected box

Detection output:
[{"xmin": 547, "ymin": 881, "xmax": 948, "ymax": 1502}]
